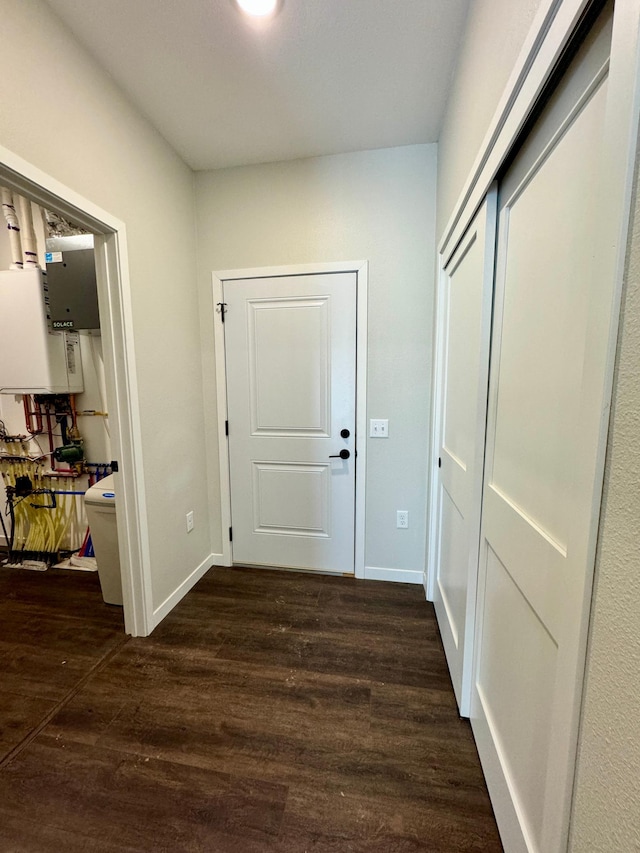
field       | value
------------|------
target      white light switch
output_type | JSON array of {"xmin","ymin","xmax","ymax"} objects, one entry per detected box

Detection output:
[{"xmin": 370, "ymin": 419, "xmax": 389, "ymax": 438}]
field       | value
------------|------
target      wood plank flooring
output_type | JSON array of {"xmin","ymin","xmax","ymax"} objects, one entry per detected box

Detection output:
[{"xmin": 0, "ymin": 565, "xmax": 503, "ymax": 852}]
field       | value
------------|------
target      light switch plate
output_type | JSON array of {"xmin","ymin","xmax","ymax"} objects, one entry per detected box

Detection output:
[{"xmin": 370, "ymin": 419, "xmax": 389, "ymax": 438}]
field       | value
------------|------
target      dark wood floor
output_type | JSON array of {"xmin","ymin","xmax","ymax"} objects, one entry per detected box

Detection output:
[{"xmin": 0, "ymin": 564, "xmax": 502, "ymax": 852}]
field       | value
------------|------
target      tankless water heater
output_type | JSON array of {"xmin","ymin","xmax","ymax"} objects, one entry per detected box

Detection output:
[
  {"xmin": 45, "ymin": 234, "xmax": 100, "ymax": 330},
  {"xmin": 0, "ymin": 269, "xmax": 84, "ymax": 394}
]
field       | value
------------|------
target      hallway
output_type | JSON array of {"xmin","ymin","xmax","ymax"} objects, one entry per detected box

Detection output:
[{"xmin": 0, "ymin": 566, "xmax": 501, "ymax": 851}]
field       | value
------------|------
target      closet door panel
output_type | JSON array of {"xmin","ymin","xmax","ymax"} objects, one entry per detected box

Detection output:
[
  {"xmin": 432, "ymin": 190, "xmax": 496, "ymax": 716},
  {"xmin": 471, "ymin": 7, "xmax": 613, "ymax": 851}
]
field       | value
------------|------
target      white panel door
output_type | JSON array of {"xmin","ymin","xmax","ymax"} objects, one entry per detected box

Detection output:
[
  {"xmin": 433, "ymin": 192, "xmax": 496, "ymax": 716},
  {"xmin": 471, "ymin": 9, "xmax": 613, "ymax": 853},
  {"xmin": 224, "ymin": 273, "xmax": 356, "ymax": 573}
]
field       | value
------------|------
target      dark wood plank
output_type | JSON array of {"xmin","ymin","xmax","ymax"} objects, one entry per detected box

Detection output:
[
  {"xmin": 0, "ymin": 564, "xmax": 502, "ymax": 852},
  {"xmin": 0, "ymin": 812, "xmax": 144, "ymax": 853},
  {"xmin": 0, "ymin": 735, "xmax": 288, "ymax": 852},
  {"xmin": 214, "ymin": 625, "xmax": 450, "ymax": 689},
  {"xmin": 0, "ymin": 566, "xmax": 124, "ymax": 628},
  {"xmin": 49, "ymin": 654, "xmax": 372, "ymax": 784},
  {"xmin": 369, "ymin": 681, "xmax": 469, "ymax": 737},
  {"xmin": 0, "ymin": 565, "xmax": 128, "ymax": 769},
  {"xmin": 0, "ymin": 691, "xmax": 56, "ymax": 761},
  {"xmin": 200, "ymin": 565, "xmax": 324, "ymax": 606},
  {"xmin": 278, "ymin": 783, "xmax": 501, "ymax": 853}
]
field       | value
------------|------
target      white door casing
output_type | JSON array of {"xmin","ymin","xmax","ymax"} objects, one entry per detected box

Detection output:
[
  {"xmin": 471, "ymin": 9, "xmax": 614, "ymax": 852},
  {"xmin": 212, "ymin": 263, "xmax": 368, "ymax": 577},
  {"xmin": 432, "ymin": 190, "xmax": 497, "ymax": 716}
]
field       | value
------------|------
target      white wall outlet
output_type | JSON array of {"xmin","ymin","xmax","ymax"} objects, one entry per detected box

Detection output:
[
  {"xmin": 370, "ymin": 418, "xmax": 389, "ymax": 438},
  {"xmin": 397, "ymin": 510, "xmax": 409, "ymax": 529},
  {"xmin": 186, "ymin": 511, "xmax": 194, "ymax": 533}
]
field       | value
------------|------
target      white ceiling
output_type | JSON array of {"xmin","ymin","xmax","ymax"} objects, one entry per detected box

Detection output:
[{"xmin": 45, "ymin": 0, "xmax": 470, "ymax": 172}]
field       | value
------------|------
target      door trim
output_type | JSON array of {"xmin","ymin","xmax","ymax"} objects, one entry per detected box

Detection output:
[
  {"xmin": 0, "ymin": 145, "xmax": 152, "ymax": 636},
  {"xmin": 212, "ymin": 261, "xmax": 368, "ymax": 578}
]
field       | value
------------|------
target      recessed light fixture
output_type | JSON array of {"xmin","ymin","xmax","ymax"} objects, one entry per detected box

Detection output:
[{"xmin": 235, "ymin": 0, "xmax": 279, "ymax": 17}]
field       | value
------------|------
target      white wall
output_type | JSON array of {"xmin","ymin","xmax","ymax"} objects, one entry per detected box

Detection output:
[
  {"xmin": 436, "ymin": 0, "xmax": 542, "ymax": 241},
  {"xmin": 0, "ymin": 0, "xmax": 210, "ymax": 615},
  {"xmin": 196, "ymin": 145, "xmax": 437, "ymax": 576},
  {"xmin": 569, "ymin": 154, "xmax": 640, "ymax": 853}
]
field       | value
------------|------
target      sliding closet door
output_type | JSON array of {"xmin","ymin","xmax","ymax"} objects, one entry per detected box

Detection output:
[
  {"xmin": 432, "ymin": 192, "xmax": 496, "ymax": 716},
  {"xmin": 471, "ymin": 7, "xmax": 613, "ymax": 852}
]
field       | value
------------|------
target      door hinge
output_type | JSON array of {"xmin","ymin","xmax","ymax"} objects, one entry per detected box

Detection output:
[
  {"xmin": 217, "ymin": 302, "xmax": 227, "ymax": 323},
  {"xmin": 438, "ymin": 457, "xmax": 441, "ymax": 468},
  {"xmin": 225, "ymin": 420, "xmax": 229, "ymax": 437},
  {"xmin": 110, "ymin": 460, "xmax": 119, "ymax": 472},
  {"xmin": 229, "ymin": 526, "xmax": 233, "ymax": 542}
]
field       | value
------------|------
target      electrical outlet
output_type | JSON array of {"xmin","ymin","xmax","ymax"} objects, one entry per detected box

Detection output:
[
  {"xmin": 370, "ymin": 419, "xmax": 389, "ymax": 438},
  {"xmin": 186, "ymin": 511, "xmax": 194, "ymax": 533},
  {"xmin": 397, "ymin": 510, "xmax": 409, "ymax": 529}
]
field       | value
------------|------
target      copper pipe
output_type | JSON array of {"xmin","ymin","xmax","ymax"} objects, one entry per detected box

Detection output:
[{"xmin": 22, "ymin": 394, "xmax": 43, "ymax": 434}]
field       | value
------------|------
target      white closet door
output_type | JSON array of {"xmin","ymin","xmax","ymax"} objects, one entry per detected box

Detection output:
[
  {"xmin": 432, "ymin": 191, "xmax": 496, "ymax": 716},
  {"xmin": 471, "ymin": 8, "xmax": 613, "ymax": 852}
]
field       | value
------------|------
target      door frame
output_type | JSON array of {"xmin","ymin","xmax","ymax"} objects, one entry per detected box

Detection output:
[
  {"xmin": 0, "ymin": 145, "xmax": 152, "ymax": 636},
  {"xmin": 212, "ymin": 261, "xmax": 368, "ymax": 578}
]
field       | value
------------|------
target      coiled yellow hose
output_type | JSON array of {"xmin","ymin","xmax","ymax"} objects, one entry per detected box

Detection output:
[{"xmin": 1, "ymin": 440, "xmax": 86, "ymax": 555}]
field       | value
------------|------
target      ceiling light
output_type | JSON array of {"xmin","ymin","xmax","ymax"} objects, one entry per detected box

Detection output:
[{"xmin": 235, "ymin": 0, "xmax": 279, "ymax": 17}]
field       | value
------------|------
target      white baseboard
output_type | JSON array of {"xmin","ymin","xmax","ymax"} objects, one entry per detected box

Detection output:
[
  {"xmin": 152, "ymin": 552, "xmax": 215, "ymax": 627},
  {"xmin": 364, "ymin": 565, "xmax": 423, "ymax": 584}
]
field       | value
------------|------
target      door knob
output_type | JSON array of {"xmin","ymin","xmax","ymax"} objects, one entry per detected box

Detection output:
[
  {"xmin": 329, "ymin": 449, "xmax": 350, "ymax": 460},
  {"xmin": 340, "ymin": 428, "xmax": 350, "ymax": 439}
]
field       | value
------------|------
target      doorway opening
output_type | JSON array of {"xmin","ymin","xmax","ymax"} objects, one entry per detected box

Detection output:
[{"xmin": 0, "ymin": 151, "xmax": 150, "ymax": 636}]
